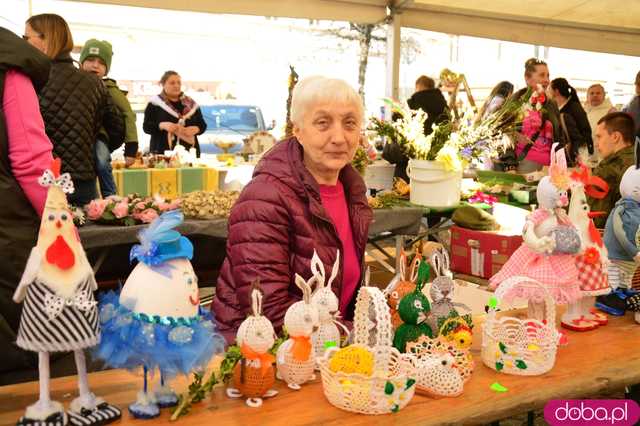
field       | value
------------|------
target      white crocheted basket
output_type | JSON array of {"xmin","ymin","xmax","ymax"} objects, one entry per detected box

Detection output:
[
  {"xmin": 405, "ymin": 316, "xmax": 474, "ymax": 393},
  {"xmin": 317, "ymin": 286, "xmax": 417, "ymax": 414},
  {"xmin": 481, "ymin": 276, "xmax": 561, "ymax": 376}
]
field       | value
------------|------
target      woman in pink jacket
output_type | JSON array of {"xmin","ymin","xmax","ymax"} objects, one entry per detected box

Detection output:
[{"xmin": 0, "ymin": 26, "xmax": 54, "ymax": 383}]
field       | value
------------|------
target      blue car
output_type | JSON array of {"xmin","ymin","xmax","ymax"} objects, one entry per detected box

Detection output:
[{"xmin": 199, "ymin": 104, "xmax": 273, "ymax": 154}]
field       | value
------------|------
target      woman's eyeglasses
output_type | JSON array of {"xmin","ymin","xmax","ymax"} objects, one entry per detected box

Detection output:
[{"xmin": 22, "ymin": 33, "xmax": 42, "ymax": 41}]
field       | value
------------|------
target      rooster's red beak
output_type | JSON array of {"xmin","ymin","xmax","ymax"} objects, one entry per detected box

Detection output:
[{"xmin": 588, "ymin": 211, "xmax": 605, "ymax": 218}]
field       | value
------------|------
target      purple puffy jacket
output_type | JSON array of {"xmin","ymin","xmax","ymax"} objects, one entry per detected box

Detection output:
[{"xmin": 212, "ymin": 138, "xmax": 373, "ymax": 343}]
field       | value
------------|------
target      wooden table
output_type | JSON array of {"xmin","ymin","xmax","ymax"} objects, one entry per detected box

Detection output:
[{"xmin": 2, "ymin": 314, "xmax": 638, "ymax": 426}]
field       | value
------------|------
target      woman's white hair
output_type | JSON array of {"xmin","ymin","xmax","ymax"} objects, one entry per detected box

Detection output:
[{"xmin": 290, "ymin": 76, "xmax": 364, "ymax": 128}]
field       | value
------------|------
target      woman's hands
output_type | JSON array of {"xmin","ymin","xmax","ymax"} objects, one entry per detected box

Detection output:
[
  {"xmin": 159, "ymin": 122, "xmax": 199, "ymax": 145},
  {"xmin": 159, "ymin": 121, "xmax": 179, "ymax": 133}
]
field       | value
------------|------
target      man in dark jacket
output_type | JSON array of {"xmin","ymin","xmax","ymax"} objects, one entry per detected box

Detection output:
[
  {"xmin": 383, "ymin": 75, "xmax": 448, "ymax": 181},
  {"xmin": 0, "ymin": 27, "xmax": 51, "ymax": 383}
]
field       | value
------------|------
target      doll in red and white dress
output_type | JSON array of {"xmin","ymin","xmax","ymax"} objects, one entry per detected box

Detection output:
[{"xmin": 490, "ymin": 144, "xmax": 581, "ymax": 320}]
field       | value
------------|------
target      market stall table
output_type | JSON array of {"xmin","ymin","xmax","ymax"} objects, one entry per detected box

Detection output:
[
  {"xmin": 79, "ymin": 207, "xmax": 425, "ymax": 275},
  {"xmin": 1, "ymin": 314, "xmax": 637, "ymax": 426}
]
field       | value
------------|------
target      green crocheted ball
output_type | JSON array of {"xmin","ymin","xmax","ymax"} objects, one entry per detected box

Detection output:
[
  {"xmin": 397, "ymin": 290, "xmax": 431, "ymax": 324},
  {"xmin": 393, "ymin": 323, "xmax": 434, "ymax": 352}
]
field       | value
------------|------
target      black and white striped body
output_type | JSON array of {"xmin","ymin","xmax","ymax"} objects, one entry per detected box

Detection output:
[{"xmin": 16, "ymin": 279, "xmax": 99, "ymax": 352}]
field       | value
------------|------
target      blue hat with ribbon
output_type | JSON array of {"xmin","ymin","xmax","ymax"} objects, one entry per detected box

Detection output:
[{"xmin": 130, "ymin": 210, "xmax": 193, "ymax": 266}]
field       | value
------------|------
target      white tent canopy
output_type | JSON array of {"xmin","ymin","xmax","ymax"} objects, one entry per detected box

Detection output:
[{"xmin": 71, "ymin": 0, "xmax": 640, "ymax": 56}]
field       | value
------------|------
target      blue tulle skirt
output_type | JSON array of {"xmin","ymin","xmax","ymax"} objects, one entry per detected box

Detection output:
[{"xmin": 95, "ymin": 291, "xmax": 224, "ymax": 378}]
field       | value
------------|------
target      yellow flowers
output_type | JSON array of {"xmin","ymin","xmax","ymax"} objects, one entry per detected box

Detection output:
[{"xmin": 436, "ymin": 143, "xmax": 464, "ymax": 172}]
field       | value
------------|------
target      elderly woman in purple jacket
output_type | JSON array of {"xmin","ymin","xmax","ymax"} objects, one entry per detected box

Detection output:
[{"xmin": 212, "ymin": 76, "xmax": 373, "ymax": 343}]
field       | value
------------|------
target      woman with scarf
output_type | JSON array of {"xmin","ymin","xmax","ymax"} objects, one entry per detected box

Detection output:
[{"xmin": 143, "ymin": 70, "xmax": 207, "ymax": 156}]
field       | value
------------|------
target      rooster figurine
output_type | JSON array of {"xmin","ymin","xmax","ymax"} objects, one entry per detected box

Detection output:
[{"xmin": 13, "ymin": 159, "xmax": 121, "ymax": 426}]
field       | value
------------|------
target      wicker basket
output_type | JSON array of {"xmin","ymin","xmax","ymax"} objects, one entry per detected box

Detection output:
[
  {"xmin": 481, "ymin": 276, "xmax": 561, "ymax": 376},
  {"xmin": 317, "ymin": 286, "xmax": 417, "ymax": 414}
]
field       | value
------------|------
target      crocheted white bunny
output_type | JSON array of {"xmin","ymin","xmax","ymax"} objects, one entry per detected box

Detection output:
[
  {"xmin": 276, "ymin": 274, "xmax": 320, "ymax": 390},
  {"xmin": 427, "ymin": 250, "xmax": 469, "ymax": 335},
  {"xmin": 310, "ymin": 250, "xmax": 349, "ymax": 361},
  {"xmin": 227, "ymin": 284, "xmax": 279, "ymax": 407}
]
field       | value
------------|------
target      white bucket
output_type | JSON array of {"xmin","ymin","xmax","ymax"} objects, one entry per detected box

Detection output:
[
  {"xmin": 364, "ymin": 160, "xmax": 395, "ymax": 191},
  {"xmin": 407, "ymin": 159, "xmax": 462, "ymax": 208}
]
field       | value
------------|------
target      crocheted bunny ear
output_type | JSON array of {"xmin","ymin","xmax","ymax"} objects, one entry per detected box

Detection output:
[
  {"xmin": 310, "ymin": 249, "xmax": 325, "ymax": 287},
  {"xmin": 555, "ymin": 144, "xmax": 567, "ymax": 171},
  {"xmin": 250, "ymin": 279, "xmax": 263, "ymax": 316},
  {"xmin": 294, "ymin": 273, "xmax": 314, "ymax": 304},
  {"xmin": 327, "ymin": 250, "xmax": 340, "ymax": 289},
  {"xmin": 549, "ymin": 142, "xmax": 558, "ymax": 168},
  {"xmin": 549, "ymin": 144, "xmax": 570, "ymax": 191}
]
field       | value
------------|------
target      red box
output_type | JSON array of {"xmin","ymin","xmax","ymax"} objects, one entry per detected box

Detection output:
[{"xmin": 450, "ymin": 225, "xmax": 523, "ymax": 279}]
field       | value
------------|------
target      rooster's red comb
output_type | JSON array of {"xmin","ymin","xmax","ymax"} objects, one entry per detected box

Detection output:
[{"xmin": 50, "ymin": 158, "xmax": 61, "ymax": 178}]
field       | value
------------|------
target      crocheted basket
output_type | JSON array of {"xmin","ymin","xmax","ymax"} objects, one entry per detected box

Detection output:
[
  {"xmin": 481, "ymin": 276, "xmax": 561, "ymax": 376},
  {"xmin": 406, "ymin": 316, "xmax": 474, "ymax": 383},
  {"xmin": 317, "ymin": 285, "xmax": 417, "ymax": 414}
]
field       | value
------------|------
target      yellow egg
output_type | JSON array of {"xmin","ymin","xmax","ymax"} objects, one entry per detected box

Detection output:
[{"xmin": 528, "ymin": 344, "xmax": 540, "ymax": 351}]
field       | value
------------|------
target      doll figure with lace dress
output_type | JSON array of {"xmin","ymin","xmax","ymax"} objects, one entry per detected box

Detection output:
[{"xmin": 490, "ymin": 144, "xmax": 581, "ymax": 320}]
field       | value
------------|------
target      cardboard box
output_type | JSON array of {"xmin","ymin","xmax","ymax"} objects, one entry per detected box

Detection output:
[
  {"xmin": 150, "ymin": 168, "xmax": 178, "ymax": 199},
  {"xmin": 450, "ymin": 225, "xmax": 523, "ymax": 279},
  {"xmin": 178, "ymin": 167, "xmax": 205, "ymax": 194},
  {"xmin": 203, "ymin": 168, "xmax": 220, "ymax": 191},
  {"xmin": 114, "ymin": 169, "xmax": 150, "ymax": 197}
]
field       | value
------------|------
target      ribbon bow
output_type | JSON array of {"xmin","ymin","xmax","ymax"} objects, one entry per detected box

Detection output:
[
  {"xmin": 241, "ymin": 344, "xmax": 275, "ymax": 377},
  {"xmin": 38, "ymin": 170, "xmax": 75, "ymax": 194},
  {"xmin": 289, "ymin": 335, "xmax": 312, "ymax": 361},
  {"xmin": 571, "ymin": 165, "xmax": 609, "ymax": 199},
  {"xmin": 44, "ymin": 290, "xmax": 96, "ymax": 321}
]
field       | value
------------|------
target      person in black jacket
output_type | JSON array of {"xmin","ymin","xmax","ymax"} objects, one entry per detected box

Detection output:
[
  {"xmin": 143, "ymin": 70, "xmax": 207, "ymax": 157},
  {"xmin": 383, "ymin": 75, "xmax": 448, "ymax": 181},
  {"xmin": 25, "ymin": 14, "xmax": 124, "ymax": 206},
  {"xmin": 550, "ymin": 77, "xmax": 593, "ymax": 163}
]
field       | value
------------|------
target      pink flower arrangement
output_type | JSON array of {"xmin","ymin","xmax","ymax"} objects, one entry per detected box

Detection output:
[
  {"xmin": 112, "ymin": 200, "xmax": 129, "ymax": 219},
  {"xmin": 84, "ymin": 194, "xmax": 181, "ymax": 226},
  {"xmin": 136, "ymin": 208, "xmax": 159, "ymax": 223},
  {"xmin": 86, "ymin": 199, "xmax": 108, "ymax": 220}
]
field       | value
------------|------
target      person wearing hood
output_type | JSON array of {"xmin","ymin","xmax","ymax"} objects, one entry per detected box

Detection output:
[
  {"xmin": 212, "ymin": 76, "xmax": 373, "ymax": 343},
  {"xmin": 24, "ymin": 14, "xmax": 124, "ymax": 206},
  {"xmin": 0, "ymin": 27, "xmax": 54, "ymax": 383},
  {"xmin": 382, "ymin": 75, "xmax": 448, "ymax": 182},
  {"xmin": 584, "ymin": 83, "xmax": 616, "ymax": 159}
]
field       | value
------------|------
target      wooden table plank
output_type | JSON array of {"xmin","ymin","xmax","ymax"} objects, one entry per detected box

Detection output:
[{"xmin": 1, "ymin": 314, "xmax": 638, "ymax": 426}]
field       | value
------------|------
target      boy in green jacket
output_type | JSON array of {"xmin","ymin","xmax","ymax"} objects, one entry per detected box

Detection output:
[{"xmin": 80, "ymin": 39, "xmax": 138, "ymax": 197}]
